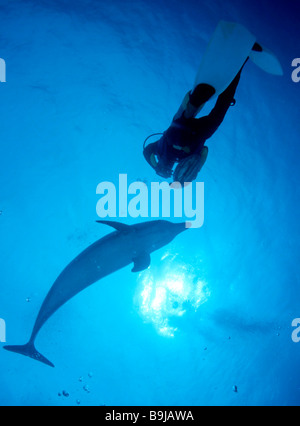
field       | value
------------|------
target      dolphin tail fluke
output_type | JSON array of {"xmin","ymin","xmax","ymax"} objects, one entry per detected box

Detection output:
[{"xmin": 3, "ymin": 342, "xmax": 55, "ymax": 368}]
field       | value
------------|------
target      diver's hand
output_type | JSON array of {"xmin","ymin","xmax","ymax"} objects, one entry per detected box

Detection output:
[{"xmin": 173, "ymin": 149, "xmax": 208, "ymax": 184}]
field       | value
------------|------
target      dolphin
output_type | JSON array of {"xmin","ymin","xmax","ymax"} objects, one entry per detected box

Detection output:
[{"xmin": 4, "ymin": 220, "xmax": 187, "ymax": 367}]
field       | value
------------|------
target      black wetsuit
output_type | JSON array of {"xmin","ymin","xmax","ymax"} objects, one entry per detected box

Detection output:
[{"xmin": 156, "ymin": 70, "xmax": 242, "ymax": 164}]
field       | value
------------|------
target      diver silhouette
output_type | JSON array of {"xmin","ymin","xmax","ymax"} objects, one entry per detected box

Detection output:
[{"xmin": 143, "ymin": 43, "xmax": 263, "ymax": 184}]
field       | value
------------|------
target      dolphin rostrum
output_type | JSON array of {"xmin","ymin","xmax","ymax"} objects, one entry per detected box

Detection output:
[{"xmin": 4, "ymin": 220, "xmax": 187, "ymax": 367}]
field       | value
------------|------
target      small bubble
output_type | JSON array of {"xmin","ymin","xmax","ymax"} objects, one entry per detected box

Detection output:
[{"xmin": 83, "ymin": 385, "xmax": 90, "ymax": 393}]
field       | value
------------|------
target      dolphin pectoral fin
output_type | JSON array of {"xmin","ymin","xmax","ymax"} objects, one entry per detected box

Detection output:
[
  {"xmin": 96, "ymin": 220, "xmax": 131, "ymax": 232},
  {"xmin": 132, "ymin": 252, "xmax": 151, "ymax": 273},
  {"xmin": 4, "ymin": 342, "xmax": 55, "ymax": 368}
]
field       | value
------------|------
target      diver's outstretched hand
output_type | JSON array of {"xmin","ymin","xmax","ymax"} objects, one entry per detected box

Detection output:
[{"xmin": 173, "ymin": 147, "xmax": 209, "ymax": 185}]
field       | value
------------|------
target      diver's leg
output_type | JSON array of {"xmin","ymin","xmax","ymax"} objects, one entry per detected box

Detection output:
[
  {"xmin": 189, "ymin": 84, "xmax": 216, "ymax": 110},
  {"xmin": 252, "ymin": 42, "xmax": 263, "ymax": 52},
  {"xmin": 196, "ymin": 62, "xmax": 247, "ymax": 140},
  {"xmin": 173, "ymin": 84, "xmax": 216, "ymax": 121},
  {"xmin": 172, "ymin": 43, "xmax": 261, "ymax": 124},
  {"xmin": 211, "ymin": 57, "xmax": 249, "ymax": 115}
]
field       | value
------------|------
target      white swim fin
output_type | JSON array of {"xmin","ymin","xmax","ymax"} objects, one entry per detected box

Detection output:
[
  {"xmin": 194, "ymin": 21, "xmax": 256, "ymax": 97},
  {"xmin": 249, "ymin": 45, "xmax": 283, "ymax": 76}
]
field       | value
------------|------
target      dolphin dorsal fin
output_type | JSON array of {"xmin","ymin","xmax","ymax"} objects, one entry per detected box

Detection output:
[{"xmin": 96, "ymin": 220, "xmax": 131, "ymax": 232}]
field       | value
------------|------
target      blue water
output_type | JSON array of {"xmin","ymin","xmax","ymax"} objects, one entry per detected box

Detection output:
[{"xmin": 0, "ymin": 0, "xmax": 299, "ymax": 406}]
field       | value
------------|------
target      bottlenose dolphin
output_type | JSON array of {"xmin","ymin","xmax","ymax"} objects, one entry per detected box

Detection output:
[{"xmin": 4, "ymin": 220, "xmax": 187, "ymax": 367}]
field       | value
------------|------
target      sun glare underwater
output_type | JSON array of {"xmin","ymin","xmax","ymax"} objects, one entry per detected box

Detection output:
[{"xmin": 0, "ymin": 0, "xmax": 300, "ymax": 407}]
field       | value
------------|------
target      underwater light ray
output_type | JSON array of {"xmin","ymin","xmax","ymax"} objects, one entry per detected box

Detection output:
[{"xmin": 136, "ymin": 253, "xmax": 210, "ymax": 337}]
